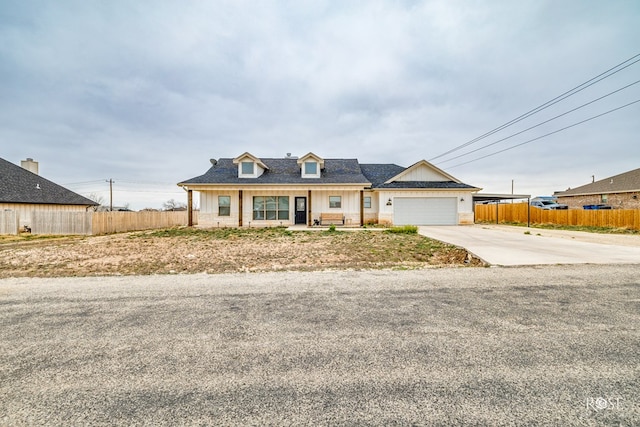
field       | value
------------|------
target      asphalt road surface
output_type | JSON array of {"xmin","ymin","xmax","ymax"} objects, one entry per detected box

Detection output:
[{"xmin": 1, "ymin": 265, "xmax": 639, "ymax": 425}]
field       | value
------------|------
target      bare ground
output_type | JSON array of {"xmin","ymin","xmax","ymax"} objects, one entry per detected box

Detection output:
[{"xmin": 0, "ymin": 227, "xmax": 483, "ymax": 278}]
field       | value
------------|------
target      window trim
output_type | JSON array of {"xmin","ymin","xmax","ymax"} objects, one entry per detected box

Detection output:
[
  {"xmin": 241, "ymin": 161, "xmax": 254, "ymax": 175},
  {"xmin": 304, "ymin": 162, "xmax": 317, "ymax": 174},
  {"xmin": 218, "ymin": 195, "xmax": 231, "ymax": 216},
  {"xmin": 329, "ymin": 196, "xmax": 342, "ymax": 209},
  {"xmin": 253, "ymin": 196, "xmax": 290, "ymax": 221},
  {"xmin": 302, "ymin": 161, "xmax": 320, "ymax": 178}
]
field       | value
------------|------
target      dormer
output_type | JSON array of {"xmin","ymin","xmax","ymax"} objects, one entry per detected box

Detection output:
[
  {"xmin": 232, "ymin": 152, "xmax": 268, "ymax": 178},
  {"xmin": 297, "ymin": 152, "xmax": 324, "ymax": 179}
]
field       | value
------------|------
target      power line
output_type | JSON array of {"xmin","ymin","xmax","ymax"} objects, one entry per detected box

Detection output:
[
  {"xmin": 436, "ymin": 79, "xmax": 640, "ymax": 165},
  {"xmin": 62, "ymin": 180, "xmax": 105, "ymax": 186},
  {"xmin": 428, "ymin": 52, "xmax": 640, "ymax": 161},
  {"xmin": 446, "ymin": 98, "xmax": 640, "ymax": 169}
]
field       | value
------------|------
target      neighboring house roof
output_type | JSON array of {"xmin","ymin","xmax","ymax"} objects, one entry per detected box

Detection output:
[
  {"xmin": 180, "ymin": 158, "xmax": 371, "ymax": 185},
  {"xmin": 0, "ymin": 157, "xmax": 98, "ymax": 206},
  {"xmin": 557, "ymin": 167, "xmax": 640, "ymax": 196}
]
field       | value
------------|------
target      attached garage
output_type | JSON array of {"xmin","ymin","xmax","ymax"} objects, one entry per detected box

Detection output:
[{"xmin": 393, "ymin": 197, "xmax": 458, "ymax": 225}]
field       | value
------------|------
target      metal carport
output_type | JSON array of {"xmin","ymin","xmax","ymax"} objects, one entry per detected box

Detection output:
[{"xmin": 472, "ymin": 193, "xmax": 532, "ymax": 227}]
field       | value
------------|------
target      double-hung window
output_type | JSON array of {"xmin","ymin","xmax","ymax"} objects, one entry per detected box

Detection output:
[
  {"xmin": 363, "ymin": 196, "xmax": 371, "ymax": 209},
  {"xmin": 305, "ymin": 162, "xmax": 317, "ymax": 175},
  {"xmin": 241, "ymin": 161, "xmax": 254, "ymax": 175},
  {"xmin": 329, "ymin": 196, "xmax": 342, "ymax": 209},
  {"xmin": 218, "ymin": 196, "xmax": 230, "ymax": 216},
  {"xmin": 253, "ymin": 196, "xmax": 289, "ymax": 220}
]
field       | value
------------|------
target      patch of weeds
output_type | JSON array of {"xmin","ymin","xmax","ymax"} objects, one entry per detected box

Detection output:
[
  {"xmin": 385, "ymin": 225, "xmax": 418, "ymax": 234},
  {"xmin": 524, "ymin": 231, "xmax": 531, "ymax": 235}
]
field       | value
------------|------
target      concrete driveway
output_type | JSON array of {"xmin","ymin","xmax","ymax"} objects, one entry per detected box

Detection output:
[{"xmin": 419, "ymin": 224, "xmax": 640, "ymax": 266}]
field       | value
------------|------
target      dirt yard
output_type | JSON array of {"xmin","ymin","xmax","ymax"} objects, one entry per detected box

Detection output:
[{"xmin": 0, "ymin": 227, "xmax": 482, "ymax": 278}]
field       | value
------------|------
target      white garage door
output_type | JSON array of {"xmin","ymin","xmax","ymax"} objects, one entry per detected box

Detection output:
[{"xmin": 393, "ymin": 197, "xmax": 458, "ymax": 225}]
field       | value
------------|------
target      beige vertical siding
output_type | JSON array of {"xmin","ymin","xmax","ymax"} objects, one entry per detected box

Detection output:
[
  {"xmin": 0, "ymin": 210, "xmax": 20, "ymax": 234},
  {"xmin": 0, "ymin": 203, "xmax": 88, "ymax": 229}
]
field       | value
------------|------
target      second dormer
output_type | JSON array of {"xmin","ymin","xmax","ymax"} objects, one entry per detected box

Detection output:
[
  {"xmin": 233, "ymin": 152, "xmax": 269, "ymax": 178},
  {"xmin": 297, "ymin": 152, "xmax": 324, "ymax": 179}
]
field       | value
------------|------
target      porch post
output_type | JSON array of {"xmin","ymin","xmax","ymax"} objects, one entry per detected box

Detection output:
[
  {"xmin": 360, "ymin": 190, "xmax": 364, "ymax": 226},
  {"xmin": 239, "ymin": 190, "xmax": 243, "ymax": 227},
  {"xmin": 308, "ymin": 190, "xmax": 312, "ymax": 226},
  {"xmin": 187, "ymin": 190, "xmax": 193, "ymax": 227}
]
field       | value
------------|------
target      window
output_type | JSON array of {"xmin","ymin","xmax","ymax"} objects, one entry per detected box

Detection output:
[
  {"xmin": 304, "ymin": 162, "xmax": 317, "ymax": 175},
  {"xmin": 253, "ymin": 196, "xmax": 289, "ymax": 220},
  {"xmin": 363, "ymin": 196, "xmax": 371, "ymax": 209},
  {"xmin": 601, "ymin": 194, "xmax": 608, "ymax": 203},
  {"xmin": 329, "ymin": 196, "xmax": 341, "ymax": 209},
  {"xmin": 218, "ymin": 196, "xmax": 230, "ymax": 216},
  {"xmin": 241, "ymin": 161, "xmax": 254, "ymax": 175}
]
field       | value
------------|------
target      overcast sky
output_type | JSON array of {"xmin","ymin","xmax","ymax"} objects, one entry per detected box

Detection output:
[{"xmin": 1, "ymin": 0, "xmax": 639, "ymax": 210}]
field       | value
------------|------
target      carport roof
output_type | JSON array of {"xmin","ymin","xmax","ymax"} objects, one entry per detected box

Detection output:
[{"xmin": 473, "ymin": 193, "xmax": 531, "ymax": 202}]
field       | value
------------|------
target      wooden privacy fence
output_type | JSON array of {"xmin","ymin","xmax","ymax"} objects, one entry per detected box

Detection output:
[
  {"xmin": 475, "ymin": 203, "xmax": 640, "ymax": 230},
  {"xmin": 32, "ymin": 211, "xmax": 93, "ymax": 235},
  {"xmin": 91, "ymin": 211, "xmax": 197, "ymax": 235},
  {"xmin": 16, "ymin": 211, "xmax": 198, "ymax": 235}
]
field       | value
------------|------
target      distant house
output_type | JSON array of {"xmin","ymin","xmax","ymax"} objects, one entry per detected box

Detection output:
[
  {"xmin": 178, "ymin": 152, "xmax": 481, "ymax": 227},
  {"xmin": 555, "ymin": 167, "xmax": 640, "ymax": 209},
  {"xmin": 0, "ymin": 157, "xmax": 98, "ymax": 229}
]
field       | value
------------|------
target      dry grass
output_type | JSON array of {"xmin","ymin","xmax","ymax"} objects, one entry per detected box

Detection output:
[{"xmin": 0, "ymin": 227, "xmax": 483, "ymax": 278}]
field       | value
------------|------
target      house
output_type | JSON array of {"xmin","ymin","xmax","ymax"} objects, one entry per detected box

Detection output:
[
  {"xmin": 555, "ymin": 167, "xmax": 640, "ymax": 209},
  {"xmin": 0, "ymin": 157, "xmax": 98, "ymax": 229},
  {"xmin": 177, "ymin": 152, "xmax": 481, "ymax": 227}
]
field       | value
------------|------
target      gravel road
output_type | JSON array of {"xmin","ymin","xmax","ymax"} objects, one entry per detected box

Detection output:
[{"xmin": 1, "ymin": 265, "xmax": 639, "ymax": 425}]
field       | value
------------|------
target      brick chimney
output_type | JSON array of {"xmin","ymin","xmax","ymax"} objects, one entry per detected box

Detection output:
[{"xmin": 21, "ymin": 158, "xmax": 39, "ymax": 175}]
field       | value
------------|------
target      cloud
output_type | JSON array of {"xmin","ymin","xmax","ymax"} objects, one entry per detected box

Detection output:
[{"xmin": 1, "ymin": 0, "xmax": 639, "ymax": 208}]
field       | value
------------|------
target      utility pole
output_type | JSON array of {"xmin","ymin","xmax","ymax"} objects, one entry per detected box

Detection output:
[
  {"xmin": 511, "ymin": 179, "xmax": 514, "ymax": 204},
  {"xmin": 106, "ymin": 179, "xmax": 114, "ymax": 211}
]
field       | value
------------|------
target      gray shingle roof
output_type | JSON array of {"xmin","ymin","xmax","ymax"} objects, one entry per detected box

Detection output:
[
  {"xmin": 358, "ymin": 164, "xmax": 405, "ymax": 187},
  {"xmin": 557, "ymin": 168, "xmax": 640, "ymax": 196},
  {"xmin": 180, "ymin": 157, "xmax": 479, "ymax": 190},
  {"xmin": 0, "ymin": 157, "xmax": 98, "ymax": 206},
  {"xmin": 359, "ymin": 164, "xmax": 476, "ymax": 189},
  {"xmin": 374, "ymin": 181, "xmax": 478, "ymax": 189},
  {"xmin": 180, "ymin": 158, "xmax": 371, "ymax": 185}
]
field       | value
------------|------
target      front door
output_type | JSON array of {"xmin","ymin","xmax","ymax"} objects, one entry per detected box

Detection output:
[{"xmin": 295, "ymin": 197, "xmax": 307, "ymax": 224}]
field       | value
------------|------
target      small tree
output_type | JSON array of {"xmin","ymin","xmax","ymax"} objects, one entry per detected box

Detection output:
[
  {"xmin": 163, "ymin": 199, "xmax": 187, "ymax": 211},
  {"xmin": 86, "ymin": 193, "xmax": 106, "ymax": 211}
]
